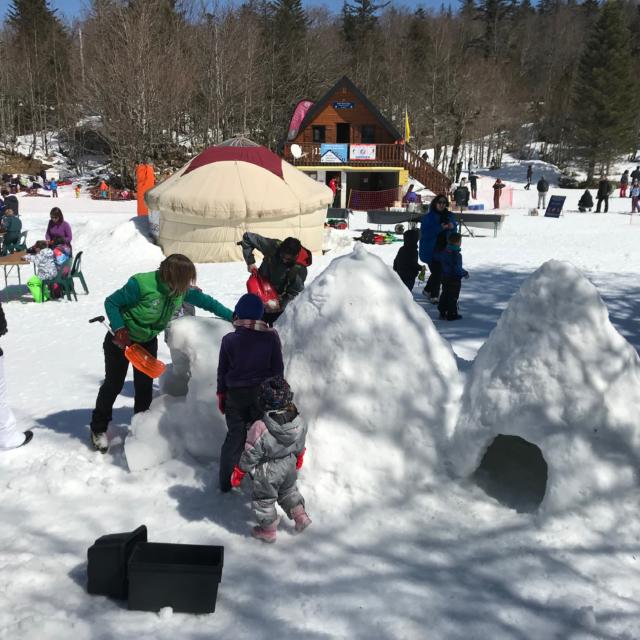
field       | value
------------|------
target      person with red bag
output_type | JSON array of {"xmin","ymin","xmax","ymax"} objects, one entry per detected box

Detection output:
[
  {"xmin": 230, "ymin": 376, "xmax": 310, "ymax": 543},
  {"xmin": 239, "ymin": 233, "xmax": 312, "ymax": 325},
  {"xmin": 217, "ymin": 293, "xmax": 284, "ymax": 492}
]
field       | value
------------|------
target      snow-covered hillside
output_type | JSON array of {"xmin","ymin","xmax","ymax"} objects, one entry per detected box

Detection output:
[{"xmin": 1, "ymin": 173, "xmax": 640, "ymax": 639}]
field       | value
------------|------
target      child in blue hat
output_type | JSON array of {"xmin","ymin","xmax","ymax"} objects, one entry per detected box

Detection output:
[{"xmin": 217, "ymin": 293, "xmax": 284, "ymax": 492}]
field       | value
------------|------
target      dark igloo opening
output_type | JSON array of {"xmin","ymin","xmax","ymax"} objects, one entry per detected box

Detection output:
[{"xmin": 472, "ymin": 435, "xmax": 548, "ymax": 513}]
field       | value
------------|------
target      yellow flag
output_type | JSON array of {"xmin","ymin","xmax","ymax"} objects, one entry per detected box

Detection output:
[{"xmin": 404, "ymin": 109, "xmax": 411, "ymax": 142}]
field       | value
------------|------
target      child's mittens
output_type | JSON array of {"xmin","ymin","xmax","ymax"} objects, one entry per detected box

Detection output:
[
  {"xmin": 296, "ymin": 448, "xmax": 306, "ymax": 470},
  {"xmin": 230, "ymin": 465, "xmax": 245, "ymax": 487},
  {"xmin": 216, "ymin": 392, "xmax": 226, "ymax": 414}
]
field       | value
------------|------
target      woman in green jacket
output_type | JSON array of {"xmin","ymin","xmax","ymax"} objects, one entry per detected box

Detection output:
[{"xmin": 90, "ymin": 254, "xmax": 233, "ymax": 453}]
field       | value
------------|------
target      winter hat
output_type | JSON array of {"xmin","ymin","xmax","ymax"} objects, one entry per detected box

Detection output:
[
  {"xmin": 234, "ymin": 293, "xmax": 264, "ymax": 320},
  {"xmin": 259, "ymin": 376, "xmax": 293, "ymax": 410}
]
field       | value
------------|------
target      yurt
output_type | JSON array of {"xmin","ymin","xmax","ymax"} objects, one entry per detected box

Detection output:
[{"xmin": 145, "ymin": 137, "xmax": 333, "ymax": 263}]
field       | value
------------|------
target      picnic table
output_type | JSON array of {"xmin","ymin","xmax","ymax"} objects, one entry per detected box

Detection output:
[{"xmin": 0, "ymin": 251, "xmax": 33, "ymax": 289}]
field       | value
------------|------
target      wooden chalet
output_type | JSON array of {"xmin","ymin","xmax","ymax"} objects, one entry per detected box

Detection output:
[{"xmin": 282, "ymin": 76, "xmax": 450, "ymax": 209}]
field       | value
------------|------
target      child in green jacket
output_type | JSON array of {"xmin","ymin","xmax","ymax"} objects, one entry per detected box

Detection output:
[{"xmin": 89, "ymin": 253, "xmax": 233, "ymax": 453}]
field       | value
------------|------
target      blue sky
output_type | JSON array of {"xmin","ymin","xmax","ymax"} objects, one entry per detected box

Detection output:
[{"xmin": 0, "ymin": 0, "xmax": 442, "ymax": 22}]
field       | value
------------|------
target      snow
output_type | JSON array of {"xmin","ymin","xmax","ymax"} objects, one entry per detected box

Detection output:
[{"xmin": 1, "ymin": 172, "xmax": 640, "ymax": 639}]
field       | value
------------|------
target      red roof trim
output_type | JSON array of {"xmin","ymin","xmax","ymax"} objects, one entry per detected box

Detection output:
[{"xmin": 184, "ymin": 146, "xmax": 284, "ymax": 179}]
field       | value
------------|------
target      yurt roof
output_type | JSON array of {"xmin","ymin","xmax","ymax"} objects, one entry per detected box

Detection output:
[{"xmin": 146, "ymin": 139, "xmax": 332, "ymax": 224}]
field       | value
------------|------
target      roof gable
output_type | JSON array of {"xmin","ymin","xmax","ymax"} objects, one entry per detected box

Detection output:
[{"xmin": 296, "ymin": 76, "xmax": 402, "ymax": 141}]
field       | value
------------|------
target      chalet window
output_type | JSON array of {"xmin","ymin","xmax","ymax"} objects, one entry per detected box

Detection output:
[
  {"xmin": 312, "ymin": 126, "xmax": 326, "ymax": 143},
  {"xmin": 361, "ymin": 125, "xmax": 375, "ymax": 143}
]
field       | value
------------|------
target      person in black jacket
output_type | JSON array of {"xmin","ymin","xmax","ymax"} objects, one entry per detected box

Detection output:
[
  {"xmin": 453, "ymin": 178, "xmax": 470, "ymax": 210},
  {"xmin": 393, "ymin": 229, "xmax": 424, "ymax": 290},
  {"xmin": 578, "ymin": 190, "xmax": 593, "ymax": 212},
  {"xmin": 596, "ymin": 175, "xmax": 611, "ymax": 213},
  {"xmin": 536, "ymin": 176, "xmax": 549, "ymax": 209},
  {"xmin": 0, "ymin": 189, "xmax": 19, "ymax": 216},
  {"xmin": 524, "ymin": 165, "xmax": 533, "ymax": 190},
  {"xmin": 240, "ymin": 233, "xmax": 312, "ymax": 325},
  {"xmin": 0, "ymin": 302, "xmax": 33, "ymax": 450}
]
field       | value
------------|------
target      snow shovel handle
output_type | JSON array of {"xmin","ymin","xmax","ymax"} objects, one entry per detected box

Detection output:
[{"xmin": 89, "ymin": 315, "xmax": 114, "ymax": 336}]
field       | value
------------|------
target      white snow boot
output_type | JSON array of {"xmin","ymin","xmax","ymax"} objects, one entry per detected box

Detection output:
[
  {"xmin": 91, "ymin": 431, "xmax": 108, "ymax": 454},
  {"xmin": 291, "ymin": 505, "xmax": 312, "ymax": 533},
  {"xmin": 252, "ymin": 517, "xmax": 280, "ymax": 543}
]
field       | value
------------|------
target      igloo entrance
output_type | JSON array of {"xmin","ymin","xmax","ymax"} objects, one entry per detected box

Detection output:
[{"xmin": 472, "ymin": 435, "xmax": 548, "ymax": 513}]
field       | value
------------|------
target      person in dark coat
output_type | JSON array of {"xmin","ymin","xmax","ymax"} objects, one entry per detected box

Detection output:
[
  {"xmin": 596, "ymin": 175, "xmax": 611, "ymax": 213},
  {"xmin": 492, "ymin": 179, "xmax": 505, "ymax": 209},
  {"xmin": 631, "ymin": 166, "xmax": 640, "ymax": 182},
  {"xmin": 0, "ymin": 189, "xmax": 19, "ymax": 216},
  {"xmin": 438, "ymin": 232, "xmax": 469, "ymax": 321},
  {"xmin": 393, "ymin": 228, "xmax": 424, "ymax": 290},
  {"xmin": 217, "ymin": 294, "xmax": 284, "ymax": 493},
  {"xmin": 455, "ymin": 161, "xmax": 463, "ymax": 182},
  {"xmin": 524, "ymin": 165, "xmax": 533, "ymax": 190},
  {"xmin": 240, "ymin": 233, "xmax": 311, "ymax": 325},
  {"xmin": 537, "ymin": 176, "xmax": 549, "ymax": 209},
  {"xmin": 468, "ymin": 172, "xmax": 478, "ymax": 199},
  {"xmin": 578, "ymin": 190, "xmax": 593, "ymax": 212},
  {"xmin": 419, "ymin": 195, "xmax": 457, "ymax": 302},
  {"xmin": 619, "ymin": 170, "xmax": 629, "ymax": 198},
  {"xmin": 453, "ymin": 178, "xmax": 470, "ymax": 209}
]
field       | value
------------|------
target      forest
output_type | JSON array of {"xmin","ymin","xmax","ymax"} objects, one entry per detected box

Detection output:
[{"xmin": 1, "ymin": 0, "xmax": 639, "ymax": 183}]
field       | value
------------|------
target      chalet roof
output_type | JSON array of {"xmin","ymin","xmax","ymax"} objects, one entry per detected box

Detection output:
[{"xmin": 296, "ymin": 76, "xmax": 402, "ymax": 141}]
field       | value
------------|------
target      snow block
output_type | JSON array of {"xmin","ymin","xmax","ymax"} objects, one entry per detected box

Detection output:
[
  {"xmin": 128, "ymin": 542, "xmax": 224, "ymax": 614},
  {"xmin": 124, "ymin": 317, "xmax": 231, "ymax": 471},
  {"xmin": 277, "ymin": 243, "xmax": 462, "ymax": 510},
  {"xmin": 450, "ymin": 260, "xmax": 640, "ymax": 514}
]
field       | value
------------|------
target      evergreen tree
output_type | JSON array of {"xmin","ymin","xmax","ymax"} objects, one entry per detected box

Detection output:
[
  {"xmin": 342, "ymin": 0, "xmax": 388, "ymax": 44},
  {"xmin": 572, "ymin": 0, "xmax": 637, "ymax": 181},
  {"xmin": 475, "ymin": 0, "xmax": 512, "ymax": 58},
  {"xmin": 581, "ymin": 0, "xmax": 599, "ymax": 16}
]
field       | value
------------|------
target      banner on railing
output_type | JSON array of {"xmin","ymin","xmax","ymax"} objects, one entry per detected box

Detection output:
[
  {"xmin": 350, "ymin": 144, "xmax": 376, "ymax": 160},
  {"xmin": 320, "ymin": 144, "xmax": 348, "ymax": 163}
]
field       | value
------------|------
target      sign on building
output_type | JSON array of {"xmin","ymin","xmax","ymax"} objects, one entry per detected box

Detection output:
[
  {"xmin": 332, "ymin": 101, "xmax": 354, "ymax": 109},
  {"xmin": 350, "ymin": 144, "xmax": 376, "ymax": 160},
  {"xmin": 320, "ymin": 144, "xmax": 349, "ymax": 163}
]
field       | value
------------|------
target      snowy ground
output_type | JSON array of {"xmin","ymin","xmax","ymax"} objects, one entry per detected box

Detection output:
[{"xmin": 1, "ymin": 175, "xmax": 640, "ymax": 639}]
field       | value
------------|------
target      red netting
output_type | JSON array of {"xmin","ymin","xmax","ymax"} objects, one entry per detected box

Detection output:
[{"xmin": 348, "ymin": 187, "xmax": 402, "ymax": 210}]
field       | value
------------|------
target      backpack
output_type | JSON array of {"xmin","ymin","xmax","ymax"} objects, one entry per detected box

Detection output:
[{"xmin": 360, "ymin": 229, "xmax": 376, "ymax": 244}]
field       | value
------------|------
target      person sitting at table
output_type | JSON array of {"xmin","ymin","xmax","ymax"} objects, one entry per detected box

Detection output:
[
  {"xmin": 45, "ymin": 208, "xmax": 72, "ymax": 248},
  {"xmin": 23, "ymin": 241, "xmax": 58, "ymax": 302},
  {"xmin": 1, "ymin": 208, "xmax": 22, "ymax": 256}
]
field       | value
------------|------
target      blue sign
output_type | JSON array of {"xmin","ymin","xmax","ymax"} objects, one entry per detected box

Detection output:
[
  {"xmin": 332, "ymin": 101, "xmax": 354, "ymax": 109},
  {"xmin": 544, "ymin": 195, "xmax": 566, "ymax": 218},
  {"xmin": 320, "ymin": 144, "xmax": 349, "ymax": 163}
]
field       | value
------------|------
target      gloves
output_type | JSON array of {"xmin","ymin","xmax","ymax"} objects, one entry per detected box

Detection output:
[
  {"xmin": 216, "ymin": 392, "xmax": 226, "ymax": 415},
  {"xmin": 296, "ymin": 448, "xmax": 306, "ymax": 470},
  {"xmin": 230, "ymin": 465, "xmax": 245, "ymax": 487},
  {"xmin": 112, "ymin": 328, "xmax": 131, "ymax": 349},
  {"xmin": 248, "ymin": 263, "xmax": 258, "ymax": 274}
]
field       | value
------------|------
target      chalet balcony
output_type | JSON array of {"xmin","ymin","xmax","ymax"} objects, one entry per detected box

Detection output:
[{"xmin": 283, "ymin": 142, "xmax": 406, "ymax": 167}]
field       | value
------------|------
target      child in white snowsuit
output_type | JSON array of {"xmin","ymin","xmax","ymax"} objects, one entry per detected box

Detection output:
[
  {"xmin": 230, "ymin": 375, "xmax": 311, "ymax": 543},
  {"xmin": 24, "ymin": 241, "xmax": 58, "ymax": 302}
]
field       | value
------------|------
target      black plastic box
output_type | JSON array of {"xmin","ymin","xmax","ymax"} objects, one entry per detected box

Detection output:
[
  {"xmin": 87, "ymin": 525, "xmax": 148, "ymax": 599},
  {"xmin": 128, "ymin": 542, "xmax": 224, "ymax": 614}
]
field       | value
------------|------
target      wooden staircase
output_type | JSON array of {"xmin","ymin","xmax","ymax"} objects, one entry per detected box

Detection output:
[{"xmin": 403, "ymin": 147, "xmax": 451, "ymax": 195}]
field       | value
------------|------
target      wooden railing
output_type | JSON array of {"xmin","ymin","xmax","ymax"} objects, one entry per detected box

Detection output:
[{"xmin": 282, "ymin": 142, "xmax": 451, "ymax": 195}]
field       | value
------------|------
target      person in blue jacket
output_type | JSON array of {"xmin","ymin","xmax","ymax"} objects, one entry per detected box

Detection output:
[
  {"xmin": 89, "ymin": 253, "xmax": 233, "ymax": 453},
  {"xmin": 419, "ymin": 194, "xmax": 457, "ymax": 302},
  {"xmin": 438, "ymin": 233, "xmax": 469, "ymax": 321}
]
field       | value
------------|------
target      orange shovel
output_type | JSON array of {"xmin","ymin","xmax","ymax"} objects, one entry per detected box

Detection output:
[{"xmin": 89, "ymin": 316, "xmax": 166, "ymax": 379}]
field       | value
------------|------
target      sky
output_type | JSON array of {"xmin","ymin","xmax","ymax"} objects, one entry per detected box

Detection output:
[{"xmin": 0, "ymin": 0, "xmax": 440, "ymax": 22}]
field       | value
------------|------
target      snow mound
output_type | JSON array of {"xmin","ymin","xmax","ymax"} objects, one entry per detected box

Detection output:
[
  {"xmin": 323, "ymin": 227, "xmax": 354, "ymax": 253},
  {"xmin": 125, "ymin": 316, "xmax": 230, "ymax": 471},
  {"xmin": 450, "ymin": 259, "xmax": 640, "ymax": 514},
  {"xmin": 277, "ymin": 243, "xmax": 462, "ymax": 511}
]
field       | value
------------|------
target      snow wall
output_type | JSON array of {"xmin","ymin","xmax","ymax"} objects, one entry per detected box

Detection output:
[{"xmin": 450, "ymin": 260, "xmax": 640, "ymax": 514}]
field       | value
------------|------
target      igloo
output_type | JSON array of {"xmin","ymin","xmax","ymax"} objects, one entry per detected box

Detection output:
[
  {"xmin": 277, "ymin": 243, "xmax": 462, "ymax": 510},
  {"xmin": 450, "ymin": 260, "xmax": 640, "ymax": 514}
]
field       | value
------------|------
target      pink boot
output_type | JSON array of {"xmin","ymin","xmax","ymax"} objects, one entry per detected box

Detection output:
[
  {"xmin": 291, "ymin": 505, "xmax": 312, "ymax": 532},
  {"xmin": 252, "ymin": 517, "xmax": 279, "ymax": 543}
]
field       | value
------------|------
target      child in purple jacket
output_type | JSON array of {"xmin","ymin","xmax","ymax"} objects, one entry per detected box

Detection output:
[{"xmin": 217, "ymin": 293, "xmax": 284, "ymax": 492}]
